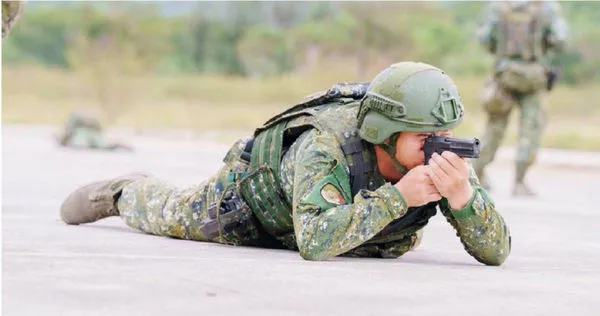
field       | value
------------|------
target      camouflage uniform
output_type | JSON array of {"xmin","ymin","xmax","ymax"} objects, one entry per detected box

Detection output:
[
  {"xmin": 61, "ymin": 62, "xmax": 511, "ymax": 265},
  {"xmin": 473, "ymin": 1, "xmax": 568, "ymax": 194},
  {"xmin": 57, "ymin": 111, "xmax": 131, "ymax": 151},
  {"xmin": 118, "ymin": 88, "xmax": 511, "ymax": 264},
  {"xmin": 2, "ymin": 0, "xmax": 25, "ymax": 40}
]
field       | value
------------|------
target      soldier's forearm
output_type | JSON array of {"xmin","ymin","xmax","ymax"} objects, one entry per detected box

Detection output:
[
  {"xmin": 440, "ymin": 190, "xmax": 511, "ymax": 266},
  {"xmin": 294, "ymin": 183, "xmax": 408, "ymax": 261}
]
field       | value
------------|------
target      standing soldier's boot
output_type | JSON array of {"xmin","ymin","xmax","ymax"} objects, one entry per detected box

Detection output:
[
  {"xmin": 513, "ymin": 164, "xmax": 535, "ymax": 197},
  {"xmin": 60, "ymin": 173, "xmax": 150, "ymax": 225}
]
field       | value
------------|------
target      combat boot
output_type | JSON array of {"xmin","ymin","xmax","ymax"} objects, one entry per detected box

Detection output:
[
  {"xmin": 60, "ymin": 173, "xmax": 149, "ymax": 225},
  {"xmin": 514, "ymin": 163, "xmax": 535, "ymax": 197},
  {"xmin": 513, "ymin": 182, "xmax": 536, "ymax": 197}
]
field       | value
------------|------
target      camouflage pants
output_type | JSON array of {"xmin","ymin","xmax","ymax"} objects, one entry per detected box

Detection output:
[
  {"xmin": 474, "ymin": 89, "xmax": 546, "ymax": 183},
  {"xmin": 116, "ymin": 139, "xmax": 263, "ymax": 246},
  {"xmin": 61, "ymin": 128, "xmax": 109, "ymax": 148}
]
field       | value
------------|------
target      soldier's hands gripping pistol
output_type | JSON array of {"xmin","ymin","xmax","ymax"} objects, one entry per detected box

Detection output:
[{"xmin": 424, "ymin": 136, "xmax": 481, "ymax": 164}]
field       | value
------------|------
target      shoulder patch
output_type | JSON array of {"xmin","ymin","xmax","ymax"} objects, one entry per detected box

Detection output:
[
  {"xmin": 303, "ymin": 163, "xmax": 352, "ymax": 210},
  {"xmin": 320, "ymin": 183, "xmax": 346, "ymax": 206}
]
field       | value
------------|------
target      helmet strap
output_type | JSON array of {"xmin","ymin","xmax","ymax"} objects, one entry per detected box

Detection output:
[{"xmin": 378, "ymin": 133, "xmax": 409, "ymax": 175}]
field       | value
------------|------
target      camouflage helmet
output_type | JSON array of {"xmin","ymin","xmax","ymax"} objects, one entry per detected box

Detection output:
[{"xmin": 357, "ymin": 61, "xmax": 464, "ymax": 144}]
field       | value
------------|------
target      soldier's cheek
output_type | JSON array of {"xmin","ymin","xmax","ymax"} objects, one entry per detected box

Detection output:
[
  {"xmin": 418, "ymin": 145, "xmax": 426, "ymax": 163},
  {"xmin": 418, "ymin": 151, "xmax": 426, "ymax": 166}
]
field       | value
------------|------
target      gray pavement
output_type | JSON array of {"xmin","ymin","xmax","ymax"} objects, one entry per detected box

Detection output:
[{"xmin": 3, "ymin": 124, "xmax": 600, "ymax": 316}]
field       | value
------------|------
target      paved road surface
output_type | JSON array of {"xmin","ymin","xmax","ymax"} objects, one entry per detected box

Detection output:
[{"xmin": 3, "ymin": 125, "xmax": 599, "ymax": 316}]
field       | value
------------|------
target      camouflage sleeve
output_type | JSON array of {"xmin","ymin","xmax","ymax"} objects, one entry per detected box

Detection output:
[
  {"xmin": 2, "ymin": 0, "xmax": 26, "ymax": 40},
  {"xmin": 290, "ymin": 130, "xmax": 409, "ymax": 261},
  {"xmin": 438, "ymin": 164, "xmax": 511, "ymax": 266},
  {"xmin": 543, "ymin": 1, "xmax": 569, "ymax": 52},
  {"xmin": 476, "ymin": 2, "xmax": 501, "ymax": 53}
]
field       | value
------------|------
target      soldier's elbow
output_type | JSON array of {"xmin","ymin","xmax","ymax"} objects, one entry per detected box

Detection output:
[
  {"xmin": 298, "ymin": 242, "xmax": 333, "ymax": 261},
  {"xmin": 482, "ymin": 254, "xmax": 508, "ymax": 266},
  {"xmin": 299, "ymin": 248, "xmax": 329, "ymax": 261},
  {"xmin": 477, "ymin": 246, "xmax": 511, "ymax": 266}
]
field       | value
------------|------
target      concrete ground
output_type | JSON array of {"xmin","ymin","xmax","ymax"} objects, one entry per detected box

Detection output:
[{"xmin": 3, "ymin": 125, "xmax": 600, "ymax": 316}]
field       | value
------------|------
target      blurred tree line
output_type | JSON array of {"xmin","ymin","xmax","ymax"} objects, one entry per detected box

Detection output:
[{"xmin": 3, "ymin": 1, "xmax": 599, "ymax": 84}]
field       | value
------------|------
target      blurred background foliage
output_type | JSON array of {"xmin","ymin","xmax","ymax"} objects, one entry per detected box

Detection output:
[
  {"xmin": 4, "ymin": 1, "xmax": 599, "ymax": 82},
  {"xmin": 2, "ymin": 1, "xmax": 600, "ymax": 149}
]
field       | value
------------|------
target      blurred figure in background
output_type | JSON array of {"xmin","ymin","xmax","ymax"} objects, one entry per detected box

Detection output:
[
  {"xmin": 473, "ymin": 0, "xmax": 569, "ymax": 196},
  {"xmin": 2, "ymin": 0, "xmax": 25, "ymax": 40},
  {"xmin": 56, "ymin": 111, "xmax": 132, "ymax": 151},
  {"xmin": 2, "ymin": 2, "xmax": 131, "ymax": 152}
]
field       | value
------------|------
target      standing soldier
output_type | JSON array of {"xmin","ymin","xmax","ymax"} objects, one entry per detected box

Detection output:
[{"xmin": 473, "ymin": 0, "xmax": 569, "ymax": 196}]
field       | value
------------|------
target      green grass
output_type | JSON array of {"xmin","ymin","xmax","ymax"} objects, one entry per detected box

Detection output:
[{"xmin": 3, "ymin": 66, "xmax": 600, "ymax": 150}]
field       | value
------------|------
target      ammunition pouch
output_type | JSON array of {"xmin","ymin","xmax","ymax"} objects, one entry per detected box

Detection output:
[
  {"xmin": 495, "ymin": 60, "xmax": 547, "ymax": 94},
  {"xmin": 199, "ymin": 182, "xmax": 261, "ymax": 246},
  {"xmin": 198, "ymin": 138, "xmax": 259, "ymax": 246},
  {"xmin": 238, "ymin": 122, "xmax": 296, "ymax": 239},
  {"xmin": 480, "ymin": 79, "xmax": 516, "ymax": 116},
  {"xmin": 231, "ymin": 83, "xmax": 375, "ymax": 248}
]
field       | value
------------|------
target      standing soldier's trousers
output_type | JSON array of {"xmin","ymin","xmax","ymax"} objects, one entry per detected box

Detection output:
[{"xmin": 474, "ymin": 84, "xmax": 546, "ymax": 185}]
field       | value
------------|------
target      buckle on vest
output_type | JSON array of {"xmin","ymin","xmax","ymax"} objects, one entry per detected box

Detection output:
[{"xmin": 240, "ymin": 138, "xmax": 254, "ymax": 163}]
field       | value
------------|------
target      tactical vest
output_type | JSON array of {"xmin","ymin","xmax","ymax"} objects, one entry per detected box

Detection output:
[
  {"xmin": 237, "ymin": 83, "xmax": 438, "ymax": 248},
  {"xmin": 497, "ymin": 2, "xmax": 546, "ymax": 61}
]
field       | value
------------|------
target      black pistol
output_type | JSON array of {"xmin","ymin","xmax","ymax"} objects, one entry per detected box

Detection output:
[{"xmin": 424, "ymin": 136, "xmax": 480, "ymax": 164}]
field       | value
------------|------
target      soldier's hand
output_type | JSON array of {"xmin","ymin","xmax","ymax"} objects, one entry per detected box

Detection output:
[
  {"xmin": 426, "ymin": 151, "xmax": 474, "ymax": 210},
  {"xmin": 394, "ymin": 165, "xmax": 442, "ymax": 207}
]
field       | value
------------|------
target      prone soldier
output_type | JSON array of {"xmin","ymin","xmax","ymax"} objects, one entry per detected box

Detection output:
[
  {"xmin": 60, "ymin": 62, "xmax": 511, "ymax": 265},
  {"xmin": 56, "ymin": 111, "xmax": 133, "ymax": 151}
]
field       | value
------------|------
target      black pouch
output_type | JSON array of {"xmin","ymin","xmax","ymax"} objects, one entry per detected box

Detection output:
[{"xmin": 199, "ymin": 182, "xmax": 262, "ymax": 246}]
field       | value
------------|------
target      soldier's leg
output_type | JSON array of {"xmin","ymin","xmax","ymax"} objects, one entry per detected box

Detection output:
[
  {"xmin": 473, "ymin": 80, "xmax": 515, "ymax": 190},
  {"xmin": 57, "ymin": 128, "xmax": 74, "ymax": 146},
  {"xmin": 57, "ymin": 120, "xmax": 77, "ymax": 146},
  {"xmin": 61, "ymin": 172, "xmax": 220, "ymax": 241},
  {"xmin": 87, "ymin": 130, "xmax": 104, "ymax": 149},
  {"xmin": 472, "ymin": 112, "xmax": 510, "ymax": 189},
  {"xmin": 118, "ymin": 164, "xmax": 261, "ymax": 245},
  {"xmin": 117, "ymin": 174, "xmax": 222, "ymax": 242},
  {"xmin": 87, "ymin": 131, "xmax": 132, "ymax": 151},
  {"xmin": 61, "ymin": 138, "xmax": 259, "ymax": 245},
  {"xmin": 514, "ymin": 92, "xmax": 545, "ymax": 196}
]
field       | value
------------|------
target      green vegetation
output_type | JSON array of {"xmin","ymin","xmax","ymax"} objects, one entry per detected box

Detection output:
[
  {"xmin": 3, "ymin": 2, "xmax": 599, "ymax": 82},
  {"xmin": 3, "ymin": 67, "xmax": 599, "ymax": 150}
]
